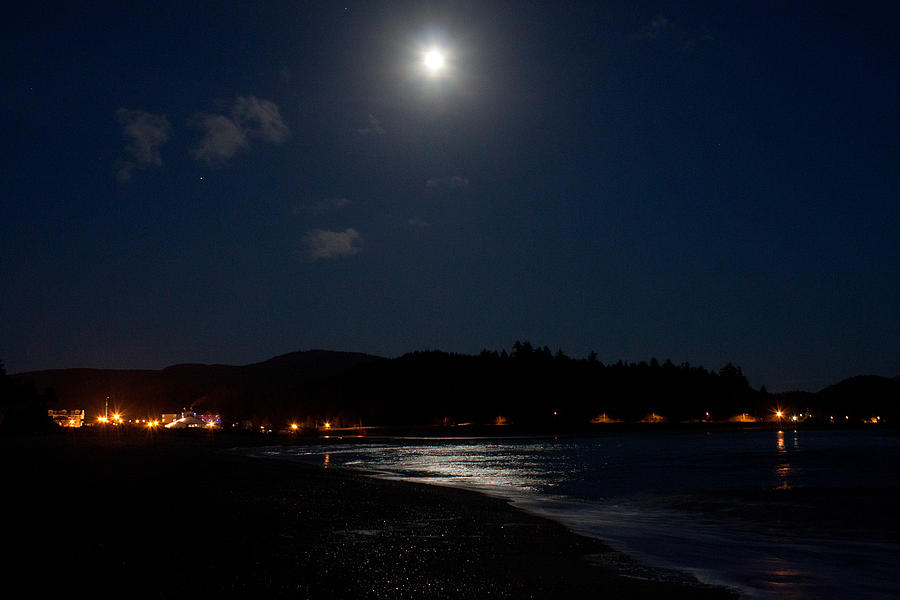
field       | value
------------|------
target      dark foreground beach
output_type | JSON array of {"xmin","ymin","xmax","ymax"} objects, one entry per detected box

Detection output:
[{"xmin": 1, "ymin": 432, "xmax": 736, "ymax": 598}]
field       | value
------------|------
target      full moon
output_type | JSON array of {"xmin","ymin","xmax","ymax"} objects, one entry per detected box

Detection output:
[{"xmin": 423, "ymin": 48, "xmax": 445, "ymax": 73}]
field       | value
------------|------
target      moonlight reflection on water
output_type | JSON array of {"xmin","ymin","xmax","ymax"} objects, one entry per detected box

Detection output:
[{"xmin": 257, "ymin": 430, "xmax": 900, "ymax": 599}]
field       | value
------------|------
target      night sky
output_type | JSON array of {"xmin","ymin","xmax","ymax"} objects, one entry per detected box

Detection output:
[{"xmin": 3, "ymin": 2, "xmax": 898, "ymax": 392}]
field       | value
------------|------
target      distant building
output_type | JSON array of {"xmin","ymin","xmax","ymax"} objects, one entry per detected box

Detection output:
[
  {"xmin": 198, "ymin": 414, "xmax": 222, "ymax": 427},
  {"xmin": 165, "ymin": 416, "xmax": 205, "ymax": 429},
  {"xmin": 590, "ymin": 413, "xmax": 621, "ymax": 424},
  {"xmin": 160, "ymin": 413, "xmax": 180, "ymax": 424},
  {"xmin": 48, "ymin": 409, "xmax": 84, "ymax": 428},
  {"xmin": 729, "ymin": 413, "xmax": 758, "ymax": 423},
  {"xmin": 640, "ymin": 413, "xmax": 666, "ymax": 423}
]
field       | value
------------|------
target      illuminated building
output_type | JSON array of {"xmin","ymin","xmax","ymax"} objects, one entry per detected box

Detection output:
[
  {"xmin": 48, "ymin": 409, "xmax": 85, "ymax": 428},
  {"xmin": 164, "ymin": 416, "xmax": 205, "ymax": 429},
  {"xmin": 199, "ymin": 414, "xmax": 222, "ymax": 428},
  {"xmin": 729, "ymin": 413, "xmax": 757, "ymax": 423},
  {"xmin": 641, "ymin": 413, "xmax": 666, "ymax": 423},
  {"xmin": 590, "ymin": 413, "xmax": 621, "ymax": 424}
]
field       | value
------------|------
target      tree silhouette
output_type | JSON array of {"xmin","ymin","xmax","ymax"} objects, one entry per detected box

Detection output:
[{"xmin": 0, "ymin": 361, "xmax": 57, "ymax": 433}]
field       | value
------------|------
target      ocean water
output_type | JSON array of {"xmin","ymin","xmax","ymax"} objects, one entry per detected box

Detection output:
[{"xmin": 252, "ymin": 430, "xmax": 900, "ymax": 599}]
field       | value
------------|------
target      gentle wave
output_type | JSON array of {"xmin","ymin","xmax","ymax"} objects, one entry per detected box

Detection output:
[{"xmin": 250, "ymin": 430, "xmax": 900, "ymax": 599}]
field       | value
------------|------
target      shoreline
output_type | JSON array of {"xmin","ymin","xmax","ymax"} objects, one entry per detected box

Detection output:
[
  {"xmin": 1, "ymin": 431, "xmax": 737, "ymax": 598},
  {"xmin": 244, "ymin": 445, "xmax": 716, "ymax": 582},
  {"xmin": 247, "ymin": 450, "xmax": 737, "ymax": 594},
  {"xmin": 249, "ymin": 437, "xmax": 799, "ymax": 597},
  {"xmin": 238, "ymin": 428, "xmax": 900, "ymax": 599}
]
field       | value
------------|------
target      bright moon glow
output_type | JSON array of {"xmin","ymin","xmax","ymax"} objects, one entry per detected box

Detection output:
[{"xmin": 424, "ymin": 49, "xmax": 445, "ymax": 73}]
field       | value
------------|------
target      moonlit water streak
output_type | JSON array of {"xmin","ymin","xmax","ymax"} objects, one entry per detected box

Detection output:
[{"xmin": 251, "ymin": 430, "xmax": 900, "ymax": 599}]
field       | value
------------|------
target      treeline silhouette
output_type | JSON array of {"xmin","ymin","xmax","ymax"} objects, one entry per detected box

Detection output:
[
  {"xmin": 7, "ymin": 343, "xmax": 898, "ymax": 430},
  {"xmin": 312, "ymin": 341, "xmax": 756, "ymax": 427}
]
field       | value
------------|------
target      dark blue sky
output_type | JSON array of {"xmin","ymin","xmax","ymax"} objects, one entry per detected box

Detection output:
[{"xmin": 3, "ymin": 1, "xmax": 898, "ymax": 391}]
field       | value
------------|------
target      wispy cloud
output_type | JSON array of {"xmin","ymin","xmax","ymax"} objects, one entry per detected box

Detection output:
[
  {"xmin": 630, "ymin": 14, "xmax": 670, "ymax": 41},
  {"xmin": 426, "ymin": 175, "xmax": 469, "ymax": 190},
  {"xmin": 233, "ymin": 96, "xmax": 290, "ymax": 143},
  {"xmin": 358, "ymin": 113, "xmax": 385, "ymax": 135},
  {"xmin": 191, "ymin": 113, "xmax": 248, "ymax": 165},
  {"xmin": 407, "ymin": 216, "xmax": 431, "ymax": 228},
  {"xmin": 302, "ymin": 228, "xmax": 362, "ymax": 261},
  {"xmin": 115, "ymin": 108, "xmax": 171, "ymax": 181},
  {"xmin": 191, "ymin": 96, "xmax": 289, "ymax": 166},
  {"xmin": 292, "ymin": 197, "xmax": 350, "ymax": 215}
]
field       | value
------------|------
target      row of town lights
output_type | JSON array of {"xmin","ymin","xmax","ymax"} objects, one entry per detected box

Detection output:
[
  {"xmin": 291, "ymin": 422, "xmax": 330, "ymax": 430},
  {"xmin": 93, "ymin": 410, "xmax": 882, "ymax": 429},
  {"xmin": 777, "ymin": 410, "xmax": 881, "ymax": 423},
  {"xmin": 96, "ymin": 414, "xmax": 219, "ymax": 428},
  {"xmin": 96, "ymin": 414, "xmax": 334, "ymax": 430}
]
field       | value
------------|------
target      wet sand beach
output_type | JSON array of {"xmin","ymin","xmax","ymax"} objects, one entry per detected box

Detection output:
[{"xmin": 1, "ymin": 432, "xmax": 736, "ymax": 598}]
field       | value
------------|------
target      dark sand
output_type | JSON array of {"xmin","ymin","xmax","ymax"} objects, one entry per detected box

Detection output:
[{"xmin": 1, "ymin": 432, "xmax": 737, "ymax": 598}]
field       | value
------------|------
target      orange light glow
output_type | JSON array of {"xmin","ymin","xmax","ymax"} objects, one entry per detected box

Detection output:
[
  {"xmin": 729, "ymin": 413, "xmax": 756, "ymax": 423},
  {"xmin": 590, "ymin": 413, "xmax": 620, "ymax": 424},
  {"xmin": 641, "ymin": 413, "xmax": 666, "ymax": 423}
]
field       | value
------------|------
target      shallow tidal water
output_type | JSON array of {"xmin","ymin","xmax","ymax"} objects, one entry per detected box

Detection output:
[{"xmin": 252, "ymin": 429, "xmax": 900, "ymax": 599}]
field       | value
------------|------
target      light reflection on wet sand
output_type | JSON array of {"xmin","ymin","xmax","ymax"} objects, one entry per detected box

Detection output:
[{"xmin": 256, "ymin": 430, "xmax": 900, "ymax": 599}]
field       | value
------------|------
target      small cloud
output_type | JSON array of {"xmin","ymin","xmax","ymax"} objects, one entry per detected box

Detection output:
[
  {"xmin": 629, "ymin": 14, "xmax": 670, "ymax": 40},
  {"xmin": 191, "ymin": 113, "xmax": 248, "ymax": 166},
  {"xmin": 358, "ymin": 113, "xmax": 385, "ymax": 135},
  {"xmin": 426, "ymin": 175, "xmax": 469, "ymax": 190},
  {"xmin": 648, "ymin": 14, "xmax": 670, "ymax": 38},
  {"xmin": 292, "ymin": 197, "xmax": 350, "ymax": 215},
  {"xmin": 407, "ymin": 216, "xmax": 430, "ymax": 228},
  {"xmin": 115, "ymin": 108, "xmax": 171, "ymax": 181},
  {"xmin": 191, "ymin": 96, "xmax": 289, "ymax": 166},
  {"xmin": 233, "ymin": 96, "xmax": 289, "ymax": 143},
  {"xmin": 302, "ymin": 228, "xmax": 362, "ymax": 261}
]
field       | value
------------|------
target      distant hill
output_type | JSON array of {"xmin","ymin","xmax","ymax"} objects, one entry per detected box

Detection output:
[
  {"xmin": 15, "ymin": 350, "xmax": 382, "ymax": 424},
  {"xmin": 812, "ymin": 375, "xmax": 900, "ymax": 418},
  {"xmin": 12, "ymin": 347, "xmax": 899, "ymax": 429}
]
